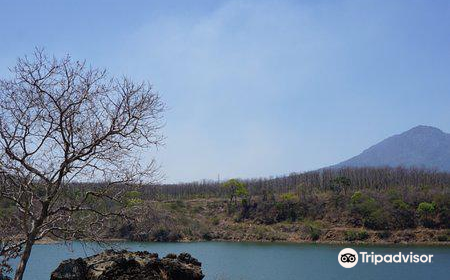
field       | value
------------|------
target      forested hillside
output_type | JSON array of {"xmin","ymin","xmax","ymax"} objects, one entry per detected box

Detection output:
[
  {"xmin": 144, "ymin": 167, "xmax": 450, "ymax": 200},
  {"xmin": 110, "ymin": 167, "xmax": 450, "ymax": 244},
  {"xmin": 1, "ymin": 167, "xmax": 448, "ymax": 244}
]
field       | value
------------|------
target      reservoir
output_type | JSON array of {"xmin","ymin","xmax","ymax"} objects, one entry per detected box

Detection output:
[{"xmin": 12, "ymin": 242, "xmax": 450, "ymax": 280}]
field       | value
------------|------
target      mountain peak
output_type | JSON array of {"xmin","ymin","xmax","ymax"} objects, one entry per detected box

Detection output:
[
  {"xmin": 334, "ymin": 125, "xmax": 450, "ymax": 172},
  {"xmin": 405, "ymin": 125, "xmax": 444, "ymax": 135}
]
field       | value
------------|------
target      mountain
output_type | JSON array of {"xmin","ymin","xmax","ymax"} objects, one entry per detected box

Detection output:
[{"xmin": 334, "ymin": 125, "xmax": 450, "ymax": 172}]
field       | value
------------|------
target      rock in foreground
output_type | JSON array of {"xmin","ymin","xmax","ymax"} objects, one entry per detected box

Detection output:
[{"xmin": 50, "ymin": 250, "xmax": 204, "ymax": 280}]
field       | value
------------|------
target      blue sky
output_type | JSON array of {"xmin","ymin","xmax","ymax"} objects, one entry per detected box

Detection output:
[{"xmin": 1, "ymin": 0, "xmax": 449, "ymax": 182}]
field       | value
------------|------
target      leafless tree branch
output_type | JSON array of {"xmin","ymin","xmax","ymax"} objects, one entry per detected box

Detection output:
[{"xmin": 0, "ymin": 48, "xmax": 165, "ymax": 280}]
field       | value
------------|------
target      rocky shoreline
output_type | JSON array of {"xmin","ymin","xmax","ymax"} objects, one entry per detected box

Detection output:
[
  {"xmin": 121, "ymin": 224, "xmax": 450, "ymax": 245},
  {"xmin": 30, "ymin": 227, "xmax": 450, "ymax": 246}
]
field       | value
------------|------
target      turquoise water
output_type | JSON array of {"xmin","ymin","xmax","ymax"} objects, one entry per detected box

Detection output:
[{"xmin": 10, "ymin": 242, "xmax": 450, "ymax": 280}]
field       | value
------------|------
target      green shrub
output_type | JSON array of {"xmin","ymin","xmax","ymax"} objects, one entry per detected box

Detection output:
[
  {"xmin": 167, "ymin": 200, "xmax": 186, "ymax": 210},
  {"xmin": 304, "ymin": 221, "xmax": 322, "ymax": 241},
  {"xmin": 227, "ymin": 203, "xmax": 237, "ymax": 214},
  {"xmin": 350, "ymin": 192, "xmax": 377, "ymax": 216},
  {"xmin": 377, "ymin": 230, "xmax": 391, "ymax": 239},
  {"xmin": 363, "ymin": 209, "xmax": 390, "ymax": 230},
  {"xmin": 236, "ymin": 184, "xmax": 249, "ymax": 198},
  {"xmin": 123, "ymin": 191, "xmax": 144, "ymax": 207},
  {"xmin": 344, "ymin": 230, "xmax": 358, "ymax": 241},
  {"xmin": 310, "ymin": 230, "xmax": 320, "ymax": 241},
  {"xmin": 152, "ymin": 228, "xmax": 182, "ymax": 242},
  {"xmin": 432, "ymin": 194, "xmax": 450, "ymax": 228},
  {"xmin": 417, "ymin": 202, "xmax": 438, "ymax": 228},
  {"xmin": 392, "ymin": 199, "xmax": 409, "ymax": 210},
  {"xmin": 391, "ymin": 199, "xmax": 416, "ymax": 229},
  {"xmin": 211, "ymin": 216, "xmax": 221, "ymax": 225},
  {"xmin": 223, "ymin": 179, "xmax": 248, "ymax": 203},
  {"xmin": 344, "ymin": 230, "xmax": 369, "ymax": 241},
  {"xmin": 350, "ymin": 191, "xmax": 389, "ymax": 229},
  {"xmin": 192, "ymin": 205, "xmax": 203, "ymax": 213},
  {"xmin": 280, "ymin": 193, "xmax": 297, "ymax": 201},
  {"xmin": 417, "ymin": 202, "xmax": 436, "ymax": 214},
  {"xmin": 350, "ymin": 191, "xmax": 363, "ymax": 204},
  {"xmin": 202, "ymin": 232, "xmax": 213, "ymax": 241},
  {"xmin": 357, "ymin": 230, "xmax": 369, "ymax": 240},
  {"xmin": 437, "ymin": 235, "xmax": 448, "ymax": 242},
  {"xmin": 125, "ymin": 190, "xmax": 141, "ymax": 199},
  {"xmin": 274, "ymin": 200, "xmax": 298, "ymax": 222},
  {"xmin": 330, "ymin": 176, "xmax": 351, "ymax": 194}
]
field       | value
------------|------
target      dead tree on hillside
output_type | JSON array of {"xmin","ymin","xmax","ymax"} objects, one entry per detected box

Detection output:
[{"xmin": 0, "ymin": 49, "xmax": 164, "ymax": 280}]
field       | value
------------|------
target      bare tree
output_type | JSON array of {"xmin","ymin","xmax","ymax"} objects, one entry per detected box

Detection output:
[
  {"xmin": 0, "ymin": 213, "xmax": 21, "ymax": 278},
  {"xmin": 0, "ymin": 49, "xmax": 164, "ymax": 280}
]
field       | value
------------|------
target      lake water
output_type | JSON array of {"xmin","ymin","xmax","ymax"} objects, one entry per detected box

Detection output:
[{"xmin": 10, "ymin": 242, "xmax": 450, "ymax": 280}]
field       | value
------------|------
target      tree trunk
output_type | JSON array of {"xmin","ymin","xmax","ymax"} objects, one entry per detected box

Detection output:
[
  {"xmin": 13, "ymin": 237, "xmax": 35, "ymax": 280},
  {"xmin": 14, "ymin": 202, "xmax": 48, "ymax": 280}
]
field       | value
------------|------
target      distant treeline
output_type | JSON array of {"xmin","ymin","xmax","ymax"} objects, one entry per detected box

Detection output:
[{"xmin": 142, "ymin": 167, "xmax": 450, "ymax": 200}]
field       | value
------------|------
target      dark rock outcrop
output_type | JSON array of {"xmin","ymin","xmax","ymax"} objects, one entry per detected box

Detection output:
[
  {"xmin": 50, "ymin": 258, "xmax": 88, "ymax": 280},
  {"xmin": 51, "ymin": 250, "xmax": 204, "ymax": 280}
]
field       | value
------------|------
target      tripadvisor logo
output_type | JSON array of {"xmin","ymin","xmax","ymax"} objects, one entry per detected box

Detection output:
[
  {"xmin": 338, "ymin": 248, "xmax": 434, "ymax": 268},
  {"xmin": 338, "ymin": 248, "xmax": 358, "ymax": 268}
]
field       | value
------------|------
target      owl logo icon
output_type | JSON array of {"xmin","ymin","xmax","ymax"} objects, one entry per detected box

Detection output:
[
  {"xmin": 338, "ymin": 248, "xmax": 358, "ymax": 268},
  {"xmin": 340, "ymin": 253, "xmax": 356, "ymax": 263}
]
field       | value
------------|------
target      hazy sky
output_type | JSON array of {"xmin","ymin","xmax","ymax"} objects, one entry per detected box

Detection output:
[{"xmin": 1, "ymin": 0, "xmax": 449, "ymax": 183}]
